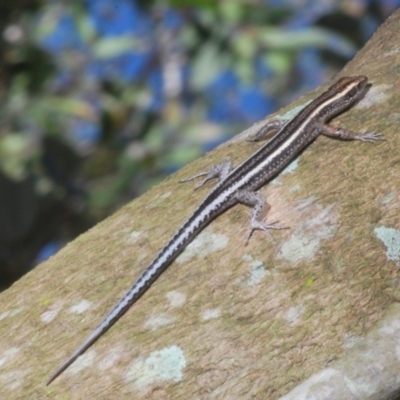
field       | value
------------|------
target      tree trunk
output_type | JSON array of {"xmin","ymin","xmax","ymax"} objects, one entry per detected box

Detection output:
[{"xmin": 2, "ymin": 9, "xmax": 400, "ymax": 400}]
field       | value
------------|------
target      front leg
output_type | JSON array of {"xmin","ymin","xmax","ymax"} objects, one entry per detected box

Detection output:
[
  {"xmin": 235, "ymin": 190, "xmax": 288, "ymax": 245},
  {"xmin": 318, "ymin": 123, "xmax": 385, "ymax": 142},
  {"xmin": 247, "ymin": 119, "xmax": 287, "ymax": 142},
  {"xmin": 179, "ymin": 160, "xmax": 232, "ymax": 190}
]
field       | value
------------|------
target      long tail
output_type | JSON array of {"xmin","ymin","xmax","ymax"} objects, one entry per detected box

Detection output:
[{"xmin": 47, "ymin": 200, "xmax": 222, "ymax": 385}]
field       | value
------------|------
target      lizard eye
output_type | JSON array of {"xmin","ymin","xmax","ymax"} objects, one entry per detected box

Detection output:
[{"xmin": 348, "ymin": 87, "xmax": 358, "ymax": 99}]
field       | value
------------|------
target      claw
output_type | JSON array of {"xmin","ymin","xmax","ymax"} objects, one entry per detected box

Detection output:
[
  {"xmin": 245, "ymin": 220, "xmax": 289, "ymax": 246},
  {"xmin": 355, "ymin": 132, "xmax": 386, "ymax": 143},
  {"xmin": 179, "ymin": 161, "xmax": 232, "ymax": 191}
]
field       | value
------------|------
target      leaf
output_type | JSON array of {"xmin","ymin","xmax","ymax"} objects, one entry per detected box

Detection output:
[
  {"xmin": 189, "ymin": 43, "xmax": 229, "ymax": 91},
  {"xmin": 92, "ymin": 36, "xmax": 140, "ymax": 59}
]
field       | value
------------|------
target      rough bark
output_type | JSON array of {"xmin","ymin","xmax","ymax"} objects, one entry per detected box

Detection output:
[{"xmin": 2, "ymin": 9, "xmax": 400, "ymax": 400}]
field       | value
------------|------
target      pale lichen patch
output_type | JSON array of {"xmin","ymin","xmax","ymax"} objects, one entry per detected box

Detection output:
[
  {"xmin": 0, "ymin": 347, "xmax": 20, "ymax": 369},
  {"xmin": 357, "ymin": 83, "xmax": 391, "ymax": 109},
  {"xmin": 124, "ymin": 345, "xmax": 186, "ymax": 391},
  {"xmin": 377, "ymin": 315, "xmax": 400, "ymax": 335},
  {"xmin": 0, "ymin": 370, "xmax": 27, "ymax": 391},
  {"xmin": 201, "ymin": 308, "xmax": 221, "ymax": 320},
  {"xmin": 176, "ymin": 230, "xmax": 228, "ymax": 264},
  {"xmin": 41, "ymin": 300, "xmax": 63, "ymax": 323},
  {"xmin": 128, "ymin": 230, "xmax": 143, "ymax": 243},
  {"xmin": 284, "ymin": 306, "xmax": 304, "ymax": 324},
  {"xmin": 160, "ymin": 191, "xmax": 172, "ymax": 199},
  {"xmin": 166, "ymin": 291, "xmax": 186, "ymax": 308},
  {"xmin": 0, "ymin": 307, "xmax": 23, "ymax": 321},
  {"xmin": 381, "ymin": 192, "xmax": 396, "ymax": 204},
  {"xmin": 242, "ymin": 254, "xmax": 269, "ymax": 286},
  {"xmin": 279, "ymin": 201, "xmax": 338, "ymax": 264},
  {"xmin": 144, "ymin": 313, "xmax": 173, "ymax": 330},
  {"xmin": 282, "ymin": 158, "xmax": 299, "ymax": 175},
  {"xmin": 374, "ymin": 226, "xmax": 400, "ymax": 266},
  {"xmin": 69, "ymin": 299, "xmax": 92, "ymax": 314},
  {"xmin": 342, "ymin": 334, "xmax": 363, "ymax": 350},
  {"xmin": 289, "ymin": 184, "xmax": 301, "ymax": 192}
]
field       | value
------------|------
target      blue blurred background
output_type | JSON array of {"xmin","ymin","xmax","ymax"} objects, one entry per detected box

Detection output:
[{"xmin": 0, "ymin": 0, "xmax": 398, "ymax": 290}]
